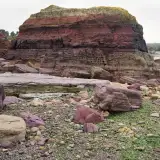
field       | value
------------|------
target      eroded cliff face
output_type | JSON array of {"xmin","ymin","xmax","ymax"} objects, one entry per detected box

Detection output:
[{"xmin": 5, "ymin": 5, "xmax": 159, "ymax": 80}]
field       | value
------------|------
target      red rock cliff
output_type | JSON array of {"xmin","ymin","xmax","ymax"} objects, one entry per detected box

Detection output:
[{"xmin": 6, "ymin": 5, "xmax": 158, "ymax": 80}]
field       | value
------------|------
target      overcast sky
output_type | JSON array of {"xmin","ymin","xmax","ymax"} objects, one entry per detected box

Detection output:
[{"xmin": 0, "ymin": 0, "xmax": 159, "ymax": 43}]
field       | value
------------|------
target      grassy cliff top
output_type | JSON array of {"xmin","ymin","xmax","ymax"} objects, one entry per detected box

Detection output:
[{"xmin": 30, "ymin": 5, "xmax": 137, "ymax": 23}]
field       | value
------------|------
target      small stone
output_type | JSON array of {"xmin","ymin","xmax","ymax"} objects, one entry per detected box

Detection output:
[
  {"xmin": 77, "ymin": 85, "xmax": 85, "ymax": 89},
  {"xmin": 150, "ymin": 113, "xmax": 160, "ymax": 118},
  {"xmin": 38, "ymin": 137, "xmax": 48, "ymax": 146},
  {"xmin": 65, "ymin": 119, "xmax": 71, "ymax": 122},
  {"xmin": 69, "ymin": 144, "xmax": 75, "ymax": 148},
  {"xmin": 29, "ymin": 136, "xmax": 34, "ymax": 139},
  {"xmin": 140, "ymin": 85, "xmax": 149, "ymax": 92},
  {"xmin": 104, "ymin": 134, "xmax": 108, "ymax": 137},
  {"xmin": 70, "ymin": 122, "xmax": 74, "ymax": 125},
  {"xmin": 151, "ymin": 94, "xmax": 160, "ymax": 100},
  {"xmin": 37, "ymin": 131, "xmax": 42, "ymax": 136},
  {"xmin": 84, "ymin": 152, "xmax": 90, "ymax": 158},
  {"xmin": 18, "ymin": 150, "xmax": 24, "ymax": 154},
  {"xmin": 103, "ymin": 111, "xmax": 110, "ymax": 118},
  {"xmin": 86, "ymin": 145, "xmax": 93, "ymax": 150},
  {"xmin": 30, "ymin": 98, "xmax": 44, "ymax": 106},
  {"xmin": 55, "ymin": 115, "xmax": 60, "ymax": 120},
  {"xmin": 2, "ymin": 149, "xmax": 8, "ymax": 152},
  {"xmin": 135, "ymin": 147, "xmax": 145, "ymax": 151},
  {"xmin": 48, "ymin": 110, "xmax": 53, "ymax": 114},
  {"xmin": 67, "ymin": 146, "xmax": 72, "ymax": 151},
  {"xmin": 118, "ymin": 123, "xmax": 125, "ymax": 126},
  {"xmin": 76, "ymin": 130, "xmax": 83, "ymax": 133},
  {"xmin": 39, "ymin": 125, "xmax": 46, "ymax": 130},
  {"xmin": 76, "ymin": 155, "xmax": 81, "ymax": 159},
  {"xmin": 147, "ymin": 134, "xmax": 154, "ymax": 137},
  {"xmin": 39, "ymin": 146, "xmax": 45, "ymax": 150},
  {"xmin": 64, "ymin": 103, "xmax": 70, "ymax": 107},
  {"xmin": 26, "ymin": 155, "xmax": 32, "ymax": 159},
  {"xmin": 60, "ymin": 141, "xmax": 65, "ymax": 145},
  {"xmin": 35, "ymin": 136, "xmax": 41, "ymax": 141},
  {"xmin": 109, "ymin": 119, "xmax": 115, "ymax": 123},
  {"xmin": 44, "ymin": 152, "xmax": 50, "ymax": 156},
  {"xmin": 78, "ymin": 90, "xmax": 89, "ymax": 99},
  {"xmin": 74, "ymin": 124, "xmax": 82, "ymax": 130},
  {"xmin": 48, "ymin": 150, "xmax": 53, "ymax": 154},
  {"xmin": 30, "ymin": 141, "xmax": 36, "ymax": 146},
  {"xmin": 31, "ymin": 127, "xmax": 39, "ymax": 132},
  {"xmin": 138, "ymin": 121, "xmax": 145, "ymax": 124}
]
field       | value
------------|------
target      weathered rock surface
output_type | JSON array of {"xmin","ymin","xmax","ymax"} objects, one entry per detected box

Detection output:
[
  {"xmin": 0, "ymin": 115, "xmax": 26, "ymax": 147},
  {"xmin": 0, "ymin": 73, "xmax": 110, "ymax": 86},
  {"xmin": 4, "ymin": 5, "xmax": 159, "ymax": 80},
  {"xmin": 73, "ymin": 105, "xmax": 104, "ymax": 124},
  {"xmin": 94, "ymin": 84, "xmax": 142, "ymax": 112}
]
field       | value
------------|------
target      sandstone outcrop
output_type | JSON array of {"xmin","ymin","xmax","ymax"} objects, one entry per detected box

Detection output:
[{"xmin": 4, "ymin": 5, "xmax": 159, "ymax": 80}]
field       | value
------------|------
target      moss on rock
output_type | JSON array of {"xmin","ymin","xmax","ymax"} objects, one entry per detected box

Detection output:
[{"xmin": 30, "ymin": 5, "xmax": 137, "ymax": 23}]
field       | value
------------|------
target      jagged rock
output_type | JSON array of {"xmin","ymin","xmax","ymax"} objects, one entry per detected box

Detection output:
[
  {"xmin": 94, "ymin": 84, "xmax": 142, "ymax": 112},
  {"xmin": 4, "ymin": 5, "xmax": 159, "ymax": 80},
  {"xmin": 73, "ymin": 105, "xmax": 104, "ymax": 124},
  {"xmin": 0, "ymin": 115, "xmax": 26, "ymax": 147},
  {"xmin": 15, "ymin": 64, "xmax": 38, "ymax": 73}
]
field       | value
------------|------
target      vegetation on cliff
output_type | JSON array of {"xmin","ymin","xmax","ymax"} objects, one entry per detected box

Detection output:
[
  {"xmin": 0, "ymin": 29, "xmax": 18, "ymax": 40},
  {"xmin": 30, "ymin": 5, "xmax": 137, "ymax": 23}
]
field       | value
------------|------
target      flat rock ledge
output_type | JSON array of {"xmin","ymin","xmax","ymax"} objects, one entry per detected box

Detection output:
[
  {"xmin": 0, "ymin": 115, "xmax": 26, "ymax": 146},
  {"xmin": 0, "ymin": 73, "xmax": 110, "ymax": 87}
]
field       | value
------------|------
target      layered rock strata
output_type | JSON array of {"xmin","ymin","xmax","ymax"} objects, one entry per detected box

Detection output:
[{"xmin": 5, "ymin": 5, "xmax": 159, "ymax": 80}]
